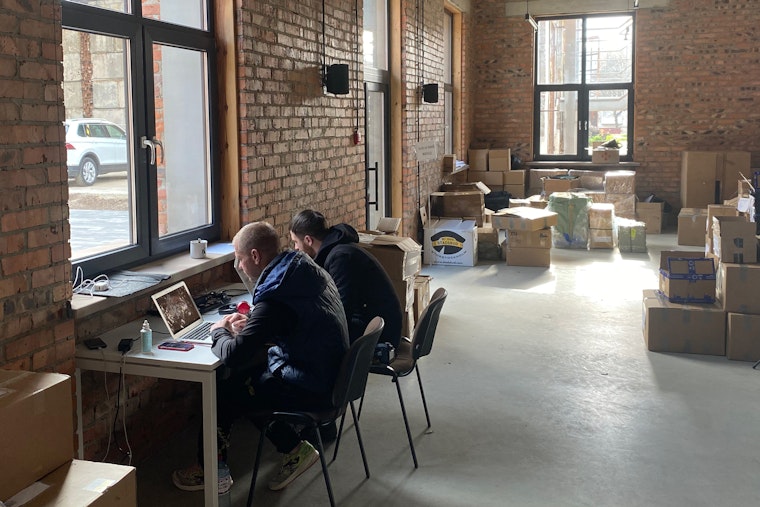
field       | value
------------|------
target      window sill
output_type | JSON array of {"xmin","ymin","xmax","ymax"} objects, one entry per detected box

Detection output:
[
  {"xmin": 525, "ymin": 161, "xmax": 640, "ymax": 169},
  {"xmin": 71, "ymin": 242, "xmax": 235, "ymax": 320}
]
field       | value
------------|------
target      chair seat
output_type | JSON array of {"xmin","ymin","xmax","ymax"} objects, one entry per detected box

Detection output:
[{"xmin": 371, "ymin": 337, "xmax": 414, "ymax": 377}]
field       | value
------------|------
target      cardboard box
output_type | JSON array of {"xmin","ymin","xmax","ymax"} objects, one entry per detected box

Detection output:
[
  {"xmin": 0, "ymin": 370, "xmax": 74, "ymax": 501},
  {"xmin": 359, "ymin": 236, "xmax": 422, "ymax": 281},
  {"xmin": 504, "ymin": 169, "xmax": 526, "ymax": 186},
  {"xmin": 505, "ymin": 245, "xmax": 551, "ymax": 267},
  {"xmin": 6, "ymin": 460, "xmax": 137, "ymax": 507},
  {"xmin": 617, "ymin": 219, "xmax": 647, "ymax": 253},
  {"xmin": 504, "ymin": 183, "xmax": 526, "ymax": 198},
  {"xmin": 589, "ymin": 228, "xmax": 614, "ymax": 249},
  {"xmin": 592, "ymin": 148, "xmax": 620, "ymax": 164},
  {"xmin": 568, "ymin": 169, "xmax": 606, "ymax": 191},
  {"xmin": 659, "ymin": 250, "xmax": 716, "ymax": 271},
  {"xmin": 491, "ymin": 206, "xmax": 559, "ymax": 231},
  {"xmin": 468, "ymin": 149, "xmax": 489, "ymax": 172},
  {"xmin": 547, "ymin": 192, "xmax": 592, "ymax": 249},
  {"xmin": 642, "ymin": 289, "xmax": 726, "ymax": 355},
  {"xmin": 506, "ymin": 228, "xmax": 551, "ymax": 249},
  {"xmin": 440, "ymin": 181, "xmax": 491, "ymax": 194},
  {"xmin": 528, "ymin": 168, "xmax": 568, "ymax": 194},
  {"xmin": 413, "ymin": 275, "xmax": 432, "ymax": 322},
  {"xmin": 677, "ymin": 208, "xmax": 708, "ymax": 246},
  {"xmin": 727, "ymin": 313, "xmax": 760, "ymax": 361},
  {"xmin": 488, "ymin": 149, "xmax": 511, "ymax": 171},
  {"xmin": 659, "ymin": 257, "xmax": 716, "ymax": 304},
  {"xmin": 388, "ymin": 277, "xmax": 414, "ymax": 311},
  {"xmin": 429, "ymin": 191, "xmax": 485, "ymax": 226},
  {"xmin": 542, "ymin": 176, "xmax": 580, "ymax": 196},
  {"xmin": 705, "ymin": 204, "xmax": 738, "ymax": 253},
  {"xmin": 604, "ymin": 170, "xmax": 636, "ymax": 194},
  {"xmin": 717, "ymin": 262, "xmax": 760, "ymax": 314},
  {"xmin": 636, "ymin": 201, "xmax": 663, "ymax": 234},
  {"xmin": 424, "ymin": 219, "xmax": 478, "ymax": 266},
  {"xmin": 442, "ymin": 154, "xmax": 455, "ymax": 172},
  {"xmin": 681, "ymin": 151, "xmax": 751, "ymax": 207},
  {"xmin": 604, "ymin": 193, "xmax": 636, "ymax": 220},
  {"xmin": 589, "ymin": 203, "xmax": 615, "ymax": 229},
  {"xmin": 712, "ymin": 215, "xmax": 757, "ymax": 264}
]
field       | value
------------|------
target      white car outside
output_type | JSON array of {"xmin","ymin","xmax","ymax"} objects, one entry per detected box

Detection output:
[{"xmin": 65, "ymin": 118, "xmax": 129, "ymax": 185}]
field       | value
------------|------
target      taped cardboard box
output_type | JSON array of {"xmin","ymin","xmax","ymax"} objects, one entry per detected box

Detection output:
[
  {"xmin": 727, "ymin": 313, "xmax": 760, "ymax": 361},
  {"xmin": 488, "ymin": 149, "xmax": 511, "ymax": 172},
  {"xmin": 506, "ymin": 228, "xmax": 551, "ymax": 249},
  {"xmin": 711, "ymin": 215, "xmax": 757, "ymax": 264},
  {"xmin": 604, "ymin": 170, "xmax": 636, "ymax": 194},
  {"xmin": 491, "ymin": 206, "xmax": 558, "ymax": 231},
  {"xmin": 542, "ymin": 176, "xmax": 580, "ymax": 196},
  {"xmin": 589, "ymin": 203, "xmax": 615, "ymax": 229},
  {"xmin": 705, "ymin": 204, "xmax": 738, "ymax": 253},
  {"xmin": 636, "ymin": 201, "xmax": 663, "ymax": 234},
  {"xmin": 592, "ymin": 148, "xmax": 619, "ymax": 164},
  {"xmin": 413, "ymin": 275, "xmax": 432, "ymax": 322},
  {"xmin": 547, "ymin": 192, "xmax": 592, "ymax": 249},
  {"xmin": 424, "ymin": 219, "xmax": 478, "ymax": 266},
  {"xmin": 717, "ymin": 262, "xmax": 760, "ymax": 314},
  {"xmin": 589, "ymin": 229, "xmax": 614, "ymax": 249},
  {"xmin": 468, "ymin": 149, "xmax": 489, "ymax": 172},
  {"xmin": 659, "ymin": 257, "xmax": 716, "ymax": 304},
  {"xmin": 617, "ymin": 218, "xmax": 647, "ymax": 253},
  {"xmin": 505, "ymin": 183, "xmax": 526, "ymax": 198},
  {"xmin": 528, "ymin": 168, "xmax": 568, "ymax": 195},
  {"xmin": 604, "ymin": 192, "xmax": 636, "ymax": 220},
  {"xmin": 568, "ymin": 169, "xmax": 605, "ymax": 191},
  {"xmin": 0, "ymin": 370, "xmax": 74, "ymax": 501},
  {"xmin": 429, "ymin": 191, "xmax": 485, "ymax": 227},
  {"xmin": 7, "ymin": 460, "xmax": 136, "ymax": 507},
  {"xmin": 505, "ymin": 245, "xmax": 551, "ymax": 267},
  {"xmin": 677, "ymin": 208, "xmax": 708, "ymax": 246},
  {"xmin": 681, "ymin": 151, "xmax": 751, "ymax": 208},
  {"xmin": 440, "ymin": 181, "xmax": 491, "ymax": 194},
  {"xmin": 642, "ymin": 289, "xmax": 726, "ymax": 355},
  {"xmin": 359, "ymin": 235, "xmax": 422, "ymax": 281}
]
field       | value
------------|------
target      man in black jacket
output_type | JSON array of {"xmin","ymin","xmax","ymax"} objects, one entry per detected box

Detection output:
[
  {"xmin": 289, "ymin": 209, "xmax": 403, "ymax": 347},
  {"xmin": 173, "ymin": 221, "xmax": 349, "ymax": 494}
]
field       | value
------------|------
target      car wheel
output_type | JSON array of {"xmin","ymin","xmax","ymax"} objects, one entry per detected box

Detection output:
[{"xmin": 76, "ymin": 156, "xmax": 98, "ymax": 186}]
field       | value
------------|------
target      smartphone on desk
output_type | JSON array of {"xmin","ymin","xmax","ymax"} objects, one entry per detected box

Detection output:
[{"xmin": 158, "ymin": 341, "xmax": 194, "ymax": 351}]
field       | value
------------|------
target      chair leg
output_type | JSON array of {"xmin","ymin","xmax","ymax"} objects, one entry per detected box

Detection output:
[
  {"xmin": 415, "ymin": 364, "xmax": 432, "ymax": 429},
  {"xmin": 314, "ymin": 425, "xmax": 336, "ymax": 507},
  {"xmin": 349, "ymin": 400, "xmax": 370, "ymax": 478},
  {"xmin": 357, "ymin": 393, "xmax": 365, "ymax": 420},
  {"xmin": 246, "ymin": 423, "xmax": 269, "ymax": 507},
  {"xmin": 331, "ymin": 412, "xmax": 348, "ymax": 463},
  {"xmin": 393, "ymin": 376, "xmax": 419, "ymax": 468}
]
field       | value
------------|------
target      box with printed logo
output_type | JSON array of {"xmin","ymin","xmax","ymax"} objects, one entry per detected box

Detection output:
[{"xmin": 423, "ymin": 219, "xmax": 478, "ymax": 266}]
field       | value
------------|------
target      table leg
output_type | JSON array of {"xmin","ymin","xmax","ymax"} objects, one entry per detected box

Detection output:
[{"xmin": 202, "ymin": 371, "xmax": 219, "ymax": 506}]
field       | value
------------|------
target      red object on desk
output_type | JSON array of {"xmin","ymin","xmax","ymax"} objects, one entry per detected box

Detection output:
[{"xmin": 237, "ymin": 301, "xmax": 251, "ymax": 314}]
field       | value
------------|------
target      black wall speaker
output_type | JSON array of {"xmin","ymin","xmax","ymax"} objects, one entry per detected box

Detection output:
[
  {"xmin": 325, "ymin": 64, "xmax": 350, "ymax": 95},
  {"xmin": 422, "ymin": 83, "xmax": 439, "ymax": 103}
]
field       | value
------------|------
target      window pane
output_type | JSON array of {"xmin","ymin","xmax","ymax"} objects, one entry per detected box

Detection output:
[
  {"xmin": 537, "ymin": 18, "xmax": 582, "ymax": 85},
  {"xmin": 363, "ymin": 0, "xmax": 388, "ymax": 70},
  {"xmin": 444, "ymin": 13, "xmax": 452, "ymax": 84},
  {"xmin": 63, "ymin": 30, "xmax": 134, "ymax": 260},
  {"xmin": 153, "ymin": 44, "xmax": 211, "ymax": 236},
  {"xmin": 64, "ymin": 0, "xmax": 129, "ymax": 14},
  {"xmin": 586, "ymin": 16, "xmax": 633, "ymax": 84},
  {"xmin": 444, "ymin": 90, "xmax": 453, "ymax": 155},
  {"xmin": 142, "ymin": 0, "xmax": 207, "ymax": 31},
  {"xmin": 589, "ymin": 89, "xmax": 628, "ymax": 156},
  {"xmin": 539, "ymin": 90, "xmax": 578, "ymax": 156}
]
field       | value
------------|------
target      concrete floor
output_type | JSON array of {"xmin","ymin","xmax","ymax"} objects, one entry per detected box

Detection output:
[{"xmin": 136, "ymin": 232, "xmax": 760, "ymax": 506}]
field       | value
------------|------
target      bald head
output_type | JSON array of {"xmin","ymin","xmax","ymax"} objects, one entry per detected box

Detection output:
[{"xmin": 233, "ymin": 222, "xmax": 281, "ymax": 279}]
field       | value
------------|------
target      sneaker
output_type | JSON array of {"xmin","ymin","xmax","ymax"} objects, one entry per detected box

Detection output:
[
  {"xmin": 171, "ymin": 463, "xmax": 234, "ymax": 494},
  {"xmin": 268, "ymin": 441, "xmax": 319, "ymax": 491}
]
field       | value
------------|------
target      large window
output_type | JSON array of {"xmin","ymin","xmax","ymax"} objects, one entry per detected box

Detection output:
[
  {"xmin": 62, "ymin": 0, "xmax": 219, "ymax": 277},
  {"xmin": 534, "ymin": 14, "xmax": 634, "ymax": 161}
]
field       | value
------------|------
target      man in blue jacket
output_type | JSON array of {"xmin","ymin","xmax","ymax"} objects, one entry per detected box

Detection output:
[
  {"xmin": 173, "ymin": 221, "xmax": 349, "ymax": 494},
  {"xmin": 289, "ymin": 209, "xmax": 402, "ymax": 348}
]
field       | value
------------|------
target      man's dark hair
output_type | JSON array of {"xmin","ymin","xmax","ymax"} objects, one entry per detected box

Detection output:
[{"xmin": 289, "ymin": 209, "xmax": 330, "ymax": 240}]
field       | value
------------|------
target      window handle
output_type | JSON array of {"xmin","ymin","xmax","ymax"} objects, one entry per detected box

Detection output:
[
  {"xmin": 578, "ymin": 121, "xmax": 588, "ymax": 131},
  {"xmin": 153, "ymin": 137, "xmax": 164, "ymax": 165},
  {"xmin": 141, "ymin": 136, "xmax": 156, "ymax": 165}
]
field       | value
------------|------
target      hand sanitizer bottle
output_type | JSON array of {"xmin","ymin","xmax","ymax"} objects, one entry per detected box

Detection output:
[{"xmin": 140, "ymin": 320, "xmax": 152, "ymax": 353}]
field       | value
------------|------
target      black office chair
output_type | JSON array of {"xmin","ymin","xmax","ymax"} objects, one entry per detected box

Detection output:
[
  {"xmin": 246, "ymin": 317, "xmax": 384, "ymax": 507},
  {"xmin": 363, "ymin": 287, "xmax": 447, "ymax": 468}
]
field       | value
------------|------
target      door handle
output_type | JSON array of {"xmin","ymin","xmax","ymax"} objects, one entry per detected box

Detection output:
[{"xmin": 141, "ymin": 136, "xmax": 155, "ymax": 165}]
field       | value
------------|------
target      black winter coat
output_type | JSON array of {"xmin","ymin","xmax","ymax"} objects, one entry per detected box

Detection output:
[{"xmin": 314, "ymin": 224, "xmax": 403, "ymax": 347}]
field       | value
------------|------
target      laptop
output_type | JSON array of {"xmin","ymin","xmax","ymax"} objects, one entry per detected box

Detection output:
[{"xmin": 151, "ymin": 281, "xmax": 214, "ymax": 344}]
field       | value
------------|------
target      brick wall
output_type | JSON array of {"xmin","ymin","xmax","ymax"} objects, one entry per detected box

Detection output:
[
  {"xmin": 0, "ymin": 1, "xmax": 74, "ymax": 374},
  {"xmin": 236, "ymin": 0, "xmax": 367, "ymax": 237},
  {"xmin": 470, "ymin": 0, "xmax": 760, "ymax": 208}
]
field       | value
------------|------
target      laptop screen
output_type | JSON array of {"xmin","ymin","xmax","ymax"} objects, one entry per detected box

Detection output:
[{"xmin": 152, "ymin": 282, "xmax": 202, "ymax": 336}]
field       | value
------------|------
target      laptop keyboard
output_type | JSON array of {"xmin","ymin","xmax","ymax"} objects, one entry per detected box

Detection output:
[{"xmin": 181, "ymin": 321, "xmax": 214, "ymax": 342}]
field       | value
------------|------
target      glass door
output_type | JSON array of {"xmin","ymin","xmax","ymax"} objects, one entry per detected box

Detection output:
[{"xmin": 365, "ymin": 82, "xmax": 389, "ymax": 229}]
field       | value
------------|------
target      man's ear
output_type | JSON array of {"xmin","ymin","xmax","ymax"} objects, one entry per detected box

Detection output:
[
  {"xmin": 303, "ymin": 235, "xmax": 314, "ymax": 248},
  {"xmin": 250, "ymin": 248, "xmax": 260, "ymax": 265}
]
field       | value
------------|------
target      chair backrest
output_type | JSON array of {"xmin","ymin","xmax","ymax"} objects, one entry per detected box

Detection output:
[
  {"xmin": 331, "ymin": 317, "xmax": 384, "ymax": 409},
  {"xmin": 410, "ymin": 287, "xmax": 447, "ymax": 361}
]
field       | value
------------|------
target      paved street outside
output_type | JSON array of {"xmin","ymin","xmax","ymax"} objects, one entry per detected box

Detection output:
[{"xmin": 69, "ymin": 173, "xmax": 130, "ymax": 259}]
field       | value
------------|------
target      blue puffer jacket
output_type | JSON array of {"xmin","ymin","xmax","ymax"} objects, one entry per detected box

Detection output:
[{"xmin": 212, "ymin": 250, "xmax": 349, "ymax": 396}]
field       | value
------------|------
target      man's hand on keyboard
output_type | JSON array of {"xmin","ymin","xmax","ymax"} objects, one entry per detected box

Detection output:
[{"xmin": 212, "ymin": 313, "xmax": 247, "ymax": 336}]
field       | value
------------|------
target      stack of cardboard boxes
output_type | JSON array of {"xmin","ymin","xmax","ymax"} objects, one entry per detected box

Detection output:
[
  {"xmin": 1, "ymin": 369, "xmax": 136, "ymax": 506},
  {"xmin": 588, "ymin": 203, "xmax": 616, "ymax": 249},
  {"xmin": 491, "ymin": 207, "xmax": 558, "ymax": 267},
  {"xmin": 546, "ymin": 192, "xmax": 592, "ymax": 249},
  {"xmin": 465, "ymin": 147, "xmax": 527, "ymax": 198},
  {"xmin": 643, "ymin": 211, "xmax": 760, "ymax": 361}
]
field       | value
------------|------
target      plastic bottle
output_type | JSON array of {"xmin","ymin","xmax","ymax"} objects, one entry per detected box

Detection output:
[
  {"xmin": 217, "ymin": 461, "xmax": 232, "ymax": 506},
  {"xmin": 140, "ymin": 320, "xmax": 152, "ymax": 353}
]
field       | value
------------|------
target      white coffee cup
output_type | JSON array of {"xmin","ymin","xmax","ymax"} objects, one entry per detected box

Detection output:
[{"xmin": 190, "ymin": 239, "xmax": 208, "ymax": 259}]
